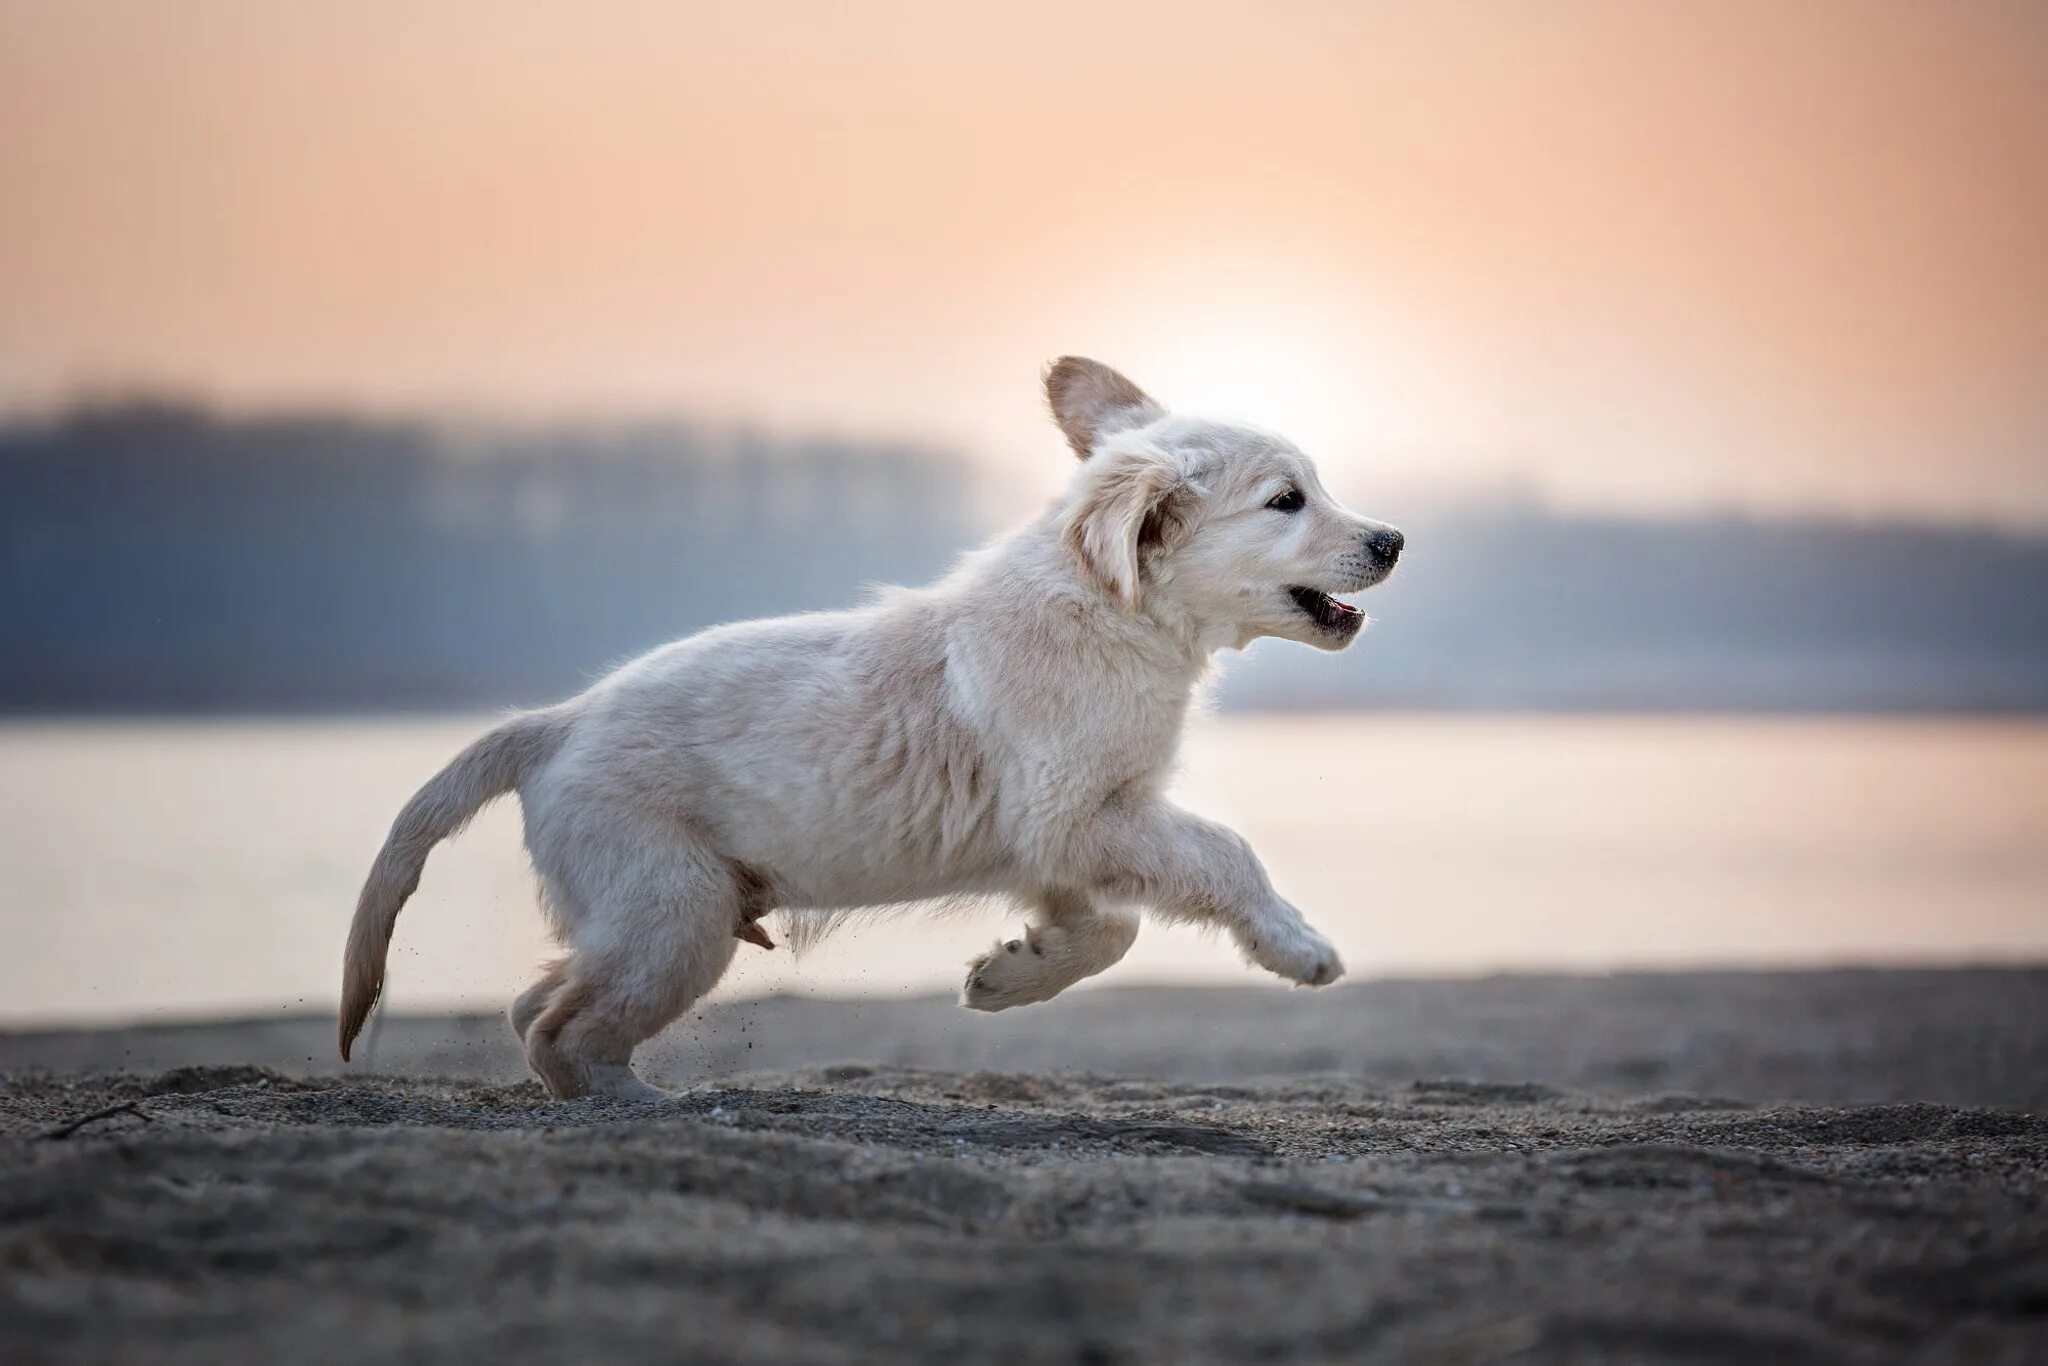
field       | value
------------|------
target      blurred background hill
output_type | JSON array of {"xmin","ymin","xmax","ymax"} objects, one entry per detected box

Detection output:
[
  {"xmin": 0, "ymin": 400, "xmax": 978, "ymax": 710},
  {"xmin": 4, "ymin": 398, "xmax": 2043, "ymax": 714}
]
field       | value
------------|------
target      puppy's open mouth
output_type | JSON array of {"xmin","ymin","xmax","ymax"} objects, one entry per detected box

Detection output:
[{"xmin": 1287, "ymin": 586, "xmax": 1365, "ymax": 635}]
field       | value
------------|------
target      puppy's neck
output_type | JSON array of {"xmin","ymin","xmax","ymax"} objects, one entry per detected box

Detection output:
[
  {"xmin": 1002, "ymin": 508, "xmax": 1231, "ymax": 677},
  {"xmin": 1128, "ymin": 589, "xmax": 1240, "ymax": 667}
]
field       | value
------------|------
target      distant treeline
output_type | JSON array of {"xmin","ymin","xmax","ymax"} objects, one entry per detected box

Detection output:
[
  {"xmin": 1215, "ymin": 502, "xmax": 2048, "ymax": 712},
  {"xmin": 0, "ymin": 400, "xmax": 982, "ymax": 709},
  {"xmin": 4, "ymin": 400, "xmax": 2046, "ymax": 713}
]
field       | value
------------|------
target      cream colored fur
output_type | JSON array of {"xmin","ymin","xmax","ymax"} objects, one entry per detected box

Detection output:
[{"xmin": 339, "ymin": 358, "xmax": 1403, "ymax": 1099}]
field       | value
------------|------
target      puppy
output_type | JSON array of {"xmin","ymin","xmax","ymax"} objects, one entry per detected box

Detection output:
[{"xmin": 339, "ymin": 358, "xmax": 1404, "ymax": 1099}]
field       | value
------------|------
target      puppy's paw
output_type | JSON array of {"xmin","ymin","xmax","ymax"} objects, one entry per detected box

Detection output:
[
  {"xmin": 1240, "ymin": 917, "xmax": 1345, "ymax": 988},
  {"xmin": 575, "ymin": 1065, "xmax": 677, "ymax": 1103},
  {"xmin": 961, "ymin": 934, "xmax": 1055, "ymax": 1012}
]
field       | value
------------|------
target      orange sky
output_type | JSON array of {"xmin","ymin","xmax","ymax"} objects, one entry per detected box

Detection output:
[{"xmin": 3, "ymin": 1, "xmax": 2045, "ymax": 521}]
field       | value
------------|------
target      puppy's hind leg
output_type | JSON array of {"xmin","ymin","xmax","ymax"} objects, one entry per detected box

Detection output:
[
  {"xmin": 963, "ymin": 889, "xmax": 1139, "ymax": 1012},
  {"xmin": 509, "ymin": 956, "xmax": 570, "ymax": 1044},
  {"xmin": 524, "ymin": 838, "xmax": 745, "ymax": 1101}
]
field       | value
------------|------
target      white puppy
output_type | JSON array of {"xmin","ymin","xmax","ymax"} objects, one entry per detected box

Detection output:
[{"xmin": 340, "ymin": 358, "xmax": 1404, "ymax": 1099}]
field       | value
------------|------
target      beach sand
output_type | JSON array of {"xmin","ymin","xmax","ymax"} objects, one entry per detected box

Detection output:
[{"xmin": 4, "ymin": 968, "xmax": 2045, "ymax": 1363}]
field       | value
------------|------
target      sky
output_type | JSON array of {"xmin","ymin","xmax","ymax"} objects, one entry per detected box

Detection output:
[{"xmin": 2, "ymin": 1, "xmax": 2046, "ymax": 522}]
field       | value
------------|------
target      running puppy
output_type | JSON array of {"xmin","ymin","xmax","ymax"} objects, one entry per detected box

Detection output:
[{"xmin": 339, "ymin": 358, "xmax": 1404, "ymax": 1099}]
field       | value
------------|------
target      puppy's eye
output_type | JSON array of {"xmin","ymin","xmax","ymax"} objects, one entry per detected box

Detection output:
[{"xmin": 1266, "ymin": 488, "xmax": 1305, "ymax": 513}]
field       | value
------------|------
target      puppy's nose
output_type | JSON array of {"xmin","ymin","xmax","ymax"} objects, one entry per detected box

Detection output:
[{"xmin": 1368, "ymin": 527, "xmax": 1404, "ymax": 566}]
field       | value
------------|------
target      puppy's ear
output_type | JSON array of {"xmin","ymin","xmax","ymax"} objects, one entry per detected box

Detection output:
[
  {"xmin": 1062, "ymin": 445, "xmax": 1196, "ymax": 611},
  {"xmin": 1045, "ymin": 357, "xmax": 1166, "ymax": 460}
]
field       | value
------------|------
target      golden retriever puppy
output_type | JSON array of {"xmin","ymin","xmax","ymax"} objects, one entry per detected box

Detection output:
[{"xmin": 340, "ymin": 358, "xmax": 1403, "ymax": 1098}]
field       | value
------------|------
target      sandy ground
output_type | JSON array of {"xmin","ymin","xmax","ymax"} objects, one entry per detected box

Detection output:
[{"xmin": 3, "ymin": 969, "xmax": 2045, "ymax": 1363}]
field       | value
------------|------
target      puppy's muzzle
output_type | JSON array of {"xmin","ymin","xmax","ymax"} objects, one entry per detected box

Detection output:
[{"xmin": 1336, "ymin": 526, "xmax": 1403, "ymax": 592}]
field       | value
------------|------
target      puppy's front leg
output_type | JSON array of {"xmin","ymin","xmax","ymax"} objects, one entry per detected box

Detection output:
[
  {"xmin": 1078, "ymin": 797, "xmax": 1344, "ymax": 988},
  {"xmin": 962, "ymin": 889, "xmax": 1141, "ymax": 1012}
]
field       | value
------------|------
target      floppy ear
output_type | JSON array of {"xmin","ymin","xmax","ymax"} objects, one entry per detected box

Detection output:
[
  {"xmin": 1045, "ymin": 356, "xmax": 1166, "ymax": 460},
  {"xmin": 1061, "ymin": 445, "xmax": 1196, "ymax": 611}
]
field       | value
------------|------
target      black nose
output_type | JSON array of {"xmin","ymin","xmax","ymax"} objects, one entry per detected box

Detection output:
[{"xmin": 1368, "ymin": 527, "xmax": 1404, "ymax": 566}]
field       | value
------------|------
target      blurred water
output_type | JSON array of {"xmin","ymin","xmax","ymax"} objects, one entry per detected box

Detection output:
[{"xmin": 1, "ymin": 715, "xmax": 2043, "ymax": 1026}]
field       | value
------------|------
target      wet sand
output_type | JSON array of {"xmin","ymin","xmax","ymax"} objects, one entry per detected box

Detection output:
[{"xmin": 3, "ymin": 969, "xmax": 2045, "ymax": 1363}]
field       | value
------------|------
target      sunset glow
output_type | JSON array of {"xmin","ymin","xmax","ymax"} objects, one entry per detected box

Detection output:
[{"xmin": 2, "ymin": 1, "xmax": 2044, "ymax": 519}]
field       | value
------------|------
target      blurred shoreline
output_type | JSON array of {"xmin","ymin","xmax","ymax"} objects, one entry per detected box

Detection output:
[{"xmin": 7, "ymin": 966, "xmax": 2045, "ymax": 1111}]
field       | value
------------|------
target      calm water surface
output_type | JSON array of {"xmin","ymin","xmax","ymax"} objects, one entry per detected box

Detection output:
[{"xmin": 2, "ymin": 715, "xmax": 2043, "ymax": 1025}]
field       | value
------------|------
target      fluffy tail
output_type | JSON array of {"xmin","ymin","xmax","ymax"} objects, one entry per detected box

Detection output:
[{"xmin": 339, "ymin": 708, "xmax": 570, "ymax": 1060}]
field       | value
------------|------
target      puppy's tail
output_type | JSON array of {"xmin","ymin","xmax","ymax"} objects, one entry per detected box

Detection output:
[{"xmin": 339, "ymin": 707, "xmax": 571, "ymax": 1061}]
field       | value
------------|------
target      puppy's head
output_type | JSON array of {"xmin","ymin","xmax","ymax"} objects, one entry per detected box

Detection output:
[{"xmin": 1049, "ymin": 356, "xmax": 1402, "ymax": 651}]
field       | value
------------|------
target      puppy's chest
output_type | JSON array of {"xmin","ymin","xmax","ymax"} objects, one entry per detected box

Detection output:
[
  {"xmin": 955, "ymin": 625, "xmax": 1197, "ymax": 809},
  {"xmin": 1051, "ymin": 689, "xmax": 1188, "ymax": 792}
]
